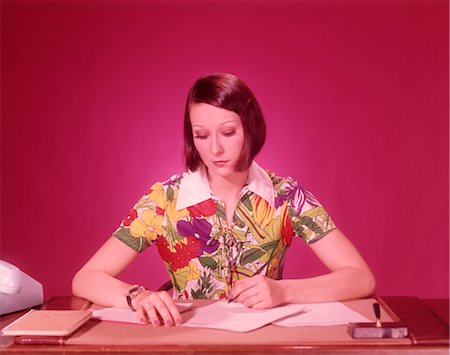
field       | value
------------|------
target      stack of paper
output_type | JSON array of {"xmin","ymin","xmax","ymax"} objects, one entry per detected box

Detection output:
[
  {"xmin": 272, "ymin": 301, "xmax": 371, "ymax": 327},
  {"xmin": 90, "ymin": 301, "xmax": 372, "ymax": 333},
  {"xmin": 182, "ymin": 302, "xmax": 306, "ymax": 332}
]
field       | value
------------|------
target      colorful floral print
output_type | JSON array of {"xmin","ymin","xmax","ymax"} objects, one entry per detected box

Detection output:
[{"xmin": 113, "ymin": 165, "xmax": 335, "ymax": 300}]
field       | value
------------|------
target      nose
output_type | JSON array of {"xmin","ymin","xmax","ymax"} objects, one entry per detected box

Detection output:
[{"xmin": 210, "ymin": 133, "xmax": 224, "ymax": 156}]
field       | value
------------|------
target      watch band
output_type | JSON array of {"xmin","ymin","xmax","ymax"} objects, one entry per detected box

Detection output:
[{"xmin": 125, "ymin": 285, "xmax": 147, "ymax": 311}]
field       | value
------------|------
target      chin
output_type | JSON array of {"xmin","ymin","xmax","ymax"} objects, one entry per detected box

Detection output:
[{"xmin": 206, "ymin": 165, "xmax": 237, "ymax": 178}]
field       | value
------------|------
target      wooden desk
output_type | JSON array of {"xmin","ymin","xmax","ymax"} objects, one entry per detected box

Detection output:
[{"xmin": 0, "ymin": 296, "xmax": 448, "ymax": 354}]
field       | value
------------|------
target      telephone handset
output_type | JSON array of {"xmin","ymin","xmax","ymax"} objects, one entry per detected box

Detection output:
[{"xmin": 0, "ymin": 260, "xmax": 43, "ymax": 315}]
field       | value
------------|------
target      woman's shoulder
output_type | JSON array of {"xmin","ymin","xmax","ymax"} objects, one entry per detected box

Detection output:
[
  {"xmin": 264, "ymin": 168, "xmax": 300, "ymax": 191},
  {"xmin": 147, "ymin": 171, "xmax": 187, "ymax": 192},
  {"xmin": 264, "ymin": 169, "xmax": 321, "ymax": 208},
  {"xmin": 132, "ymin": 171, "xmax": 188, "ymax": 208}
]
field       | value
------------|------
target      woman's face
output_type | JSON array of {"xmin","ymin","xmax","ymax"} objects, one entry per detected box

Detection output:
[{"xmin": 190, "ymin": 103, "xmax": 245, "ymax": 178}]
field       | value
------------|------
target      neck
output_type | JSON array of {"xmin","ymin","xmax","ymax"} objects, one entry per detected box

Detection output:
[{"xmin": 207, "ymin": 169, "xmax": 249, "ymax": 200}]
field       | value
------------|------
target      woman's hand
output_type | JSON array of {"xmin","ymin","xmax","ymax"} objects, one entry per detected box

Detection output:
[
  {"xmin": 133, "ymin": 290, "xmax": 182, "ymax": 327},
  {"xmin": 229, "ymin": 274, "xmax": 287, "ymax": 309}
]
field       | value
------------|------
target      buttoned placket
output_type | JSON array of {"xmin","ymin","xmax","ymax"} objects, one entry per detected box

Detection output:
[{"xmin": 210, "ymin": 186, "xmax": 251, "ymax": 300}]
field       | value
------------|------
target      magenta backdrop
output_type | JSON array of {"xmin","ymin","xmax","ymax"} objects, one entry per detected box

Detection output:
[{"xmin": 1, "ymin": 1, "xmax": 448, "ymax": 300}]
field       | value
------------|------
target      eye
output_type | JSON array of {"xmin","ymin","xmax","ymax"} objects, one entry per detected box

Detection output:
[
  {"xmin": 222, "ymin": 130, "xmax": 236, "ymax": 137},
  {"xmin": 194, "ymin": 134, "xmax": 208, "ymax": 140}
]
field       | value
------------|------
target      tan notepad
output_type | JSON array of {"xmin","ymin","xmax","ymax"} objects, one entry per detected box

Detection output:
[{"xmin": 1, "ymin": 309, "xmax": 92, "ymax": 336}]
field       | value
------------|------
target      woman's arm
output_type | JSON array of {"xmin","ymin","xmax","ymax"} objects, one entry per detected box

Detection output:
[
  {"xmin": 72, "ymin": 237, "xmax": 139, "ymax": 307},
  {"xmin": 229, "ymin": 228, "xmax": 376, "ymax": 309},
  {"xmin": 282, "ymin": 228, "xmax": 376, "ymax": 302},
  {"xmin": 72, "ymin": 237, "xmax": 181, "ymax": 326}
]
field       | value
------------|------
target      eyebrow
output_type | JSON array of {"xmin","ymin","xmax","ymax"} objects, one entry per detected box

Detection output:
[{"xmin": 192, "ymin": 120, "xmax": 238, "ymax": 128}]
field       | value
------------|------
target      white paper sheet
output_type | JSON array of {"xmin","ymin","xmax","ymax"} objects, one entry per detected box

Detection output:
[
  {"xmin": 181, "ymin": 301, "xmax": 306, "ymax": 332},
  {"xmin": 92, "ymin": 301, "xmax": 370, "ymax": 330},
  {"xmin": 92, "ymin": 303, "xmax": 193, "ymax": 324},
  {"xmin": 272, "ymin": 301, "xmax": 371, "ymax": 327}
]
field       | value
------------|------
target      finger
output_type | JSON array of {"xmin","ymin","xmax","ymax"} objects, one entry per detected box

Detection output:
[
  {"xmin": 159, "ymin": 292, "xmax": 182, "ymax": 326},
  {"xmin": 143, "ymin": 303, "xmax": 161, "ymax": 327},
  {"xmin": 249, "ymin": 298, "xmax": 271, "ymax": 310},
  {"xmin": 240, "ymin": 289, "xmax": 262, "ymax": 308},
  {"xmin": 233, "ymin": 285, "xmax": 260, "ymax": 305},
  {"xmin": 229, "ymin": 277, "xmax": 258, "ymax": 300},
  {"xmin": 149, "ymin": 293, "xmax": 176, "ymax": 327},
  {"xmin": 135, "ymin": 304, "xmax": 149, "ymax": 323}
]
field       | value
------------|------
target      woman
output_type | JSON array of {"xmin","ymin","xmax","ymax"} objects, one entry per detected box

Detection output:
[{"xmin": 72, "ymin": 73, "xmax": 376, "ymax": 328}]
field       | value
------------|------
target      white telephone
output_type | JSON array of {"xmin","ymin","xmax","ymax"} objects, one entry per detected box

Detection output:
[{"xmin": 0, "ymin": 260, "xmax": 43, "ymax": 315}]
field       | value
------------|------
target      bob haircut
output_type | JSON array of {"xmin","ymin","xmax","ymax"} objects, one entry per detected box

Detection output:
[{"xmin": 184, "ymin": 73, "xmax": 266, "ymax": 172}]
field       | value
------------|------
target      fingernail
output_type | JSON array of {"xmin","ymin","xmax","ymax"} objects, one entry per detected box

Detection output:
[
  {"xmin": 153, "ymin": 319, "xmax": 160, "ymax": 327},
  {"xmin": 165, "ymin": 319, "xmax": 173, "ymax": 327},
  {"xmin": 175, "ymin": 318, "xmax": 182, "ymax": 326}
]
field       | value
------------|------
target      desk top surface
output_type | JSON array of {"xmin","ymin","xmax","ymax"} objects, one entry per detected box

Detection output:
[{"xmin": 0, "ymin": 296, "xmax": 448, "ymax": 354}]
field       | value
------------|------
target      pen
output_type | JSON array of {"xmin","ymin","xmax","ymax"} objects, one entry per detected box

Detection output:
[
  {"xmin": 373, "ymin": 302, "xmax": 382, "ymax": 327},
  {"xmin": 228, "ymin": 262, "xmax": 267, "ymax": 303}
]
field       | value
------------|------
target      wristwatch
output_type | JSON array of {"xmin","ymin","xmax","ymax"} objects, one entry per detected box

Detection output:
[{"xmin": 125, "ymin": 285, "xmax": 147, "ymax": 311}]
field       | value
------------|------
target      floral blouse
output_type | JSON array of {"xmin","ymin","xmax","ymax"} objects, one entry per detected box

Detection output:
[{"xmin": 113, "ymin": 162, "xmax": 336, "ymax": 300}]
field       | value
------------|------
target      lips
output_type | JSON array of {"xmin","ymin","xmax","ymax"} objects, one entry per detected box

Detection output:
[{"xmin": 213, "ymin": 160, "xmax": 228, "ymax": 167}]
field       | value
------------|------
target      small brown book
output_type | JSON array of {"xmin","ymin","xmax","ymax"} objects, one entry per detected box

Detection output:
[{"xmin": 1, "ymin": 309, "xmax": 91, "ymax": 337}]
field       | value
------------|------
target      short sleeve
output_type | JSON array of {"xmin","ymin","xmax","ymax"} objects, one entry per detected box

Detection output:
[
  {"xmin": 112, "ymin": 182, "xmax": 166, "ymax": 253},
  {"xmin": 282, "ymin": 177, "xmax": 336, "ymax": 244}
]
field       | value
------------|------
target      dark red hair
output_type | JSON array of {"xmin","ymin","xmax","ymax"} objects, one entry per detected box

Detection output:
[{"xmin": 184, "ymin": 73, "xmax": 266, "ymax": 171}]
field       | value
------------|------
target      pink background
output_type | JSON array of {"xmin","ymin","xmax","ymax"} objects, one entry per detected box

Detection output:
[{"xmin": 1, "ymin": 1, "xmax": 448, "ymax": 300}]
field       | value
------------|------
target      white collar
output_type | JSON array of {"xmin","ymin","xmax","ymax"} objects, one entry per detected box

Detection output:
[{"xmin": 175, "ymin": 161, "xmax": 275, "ymax": 210}]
